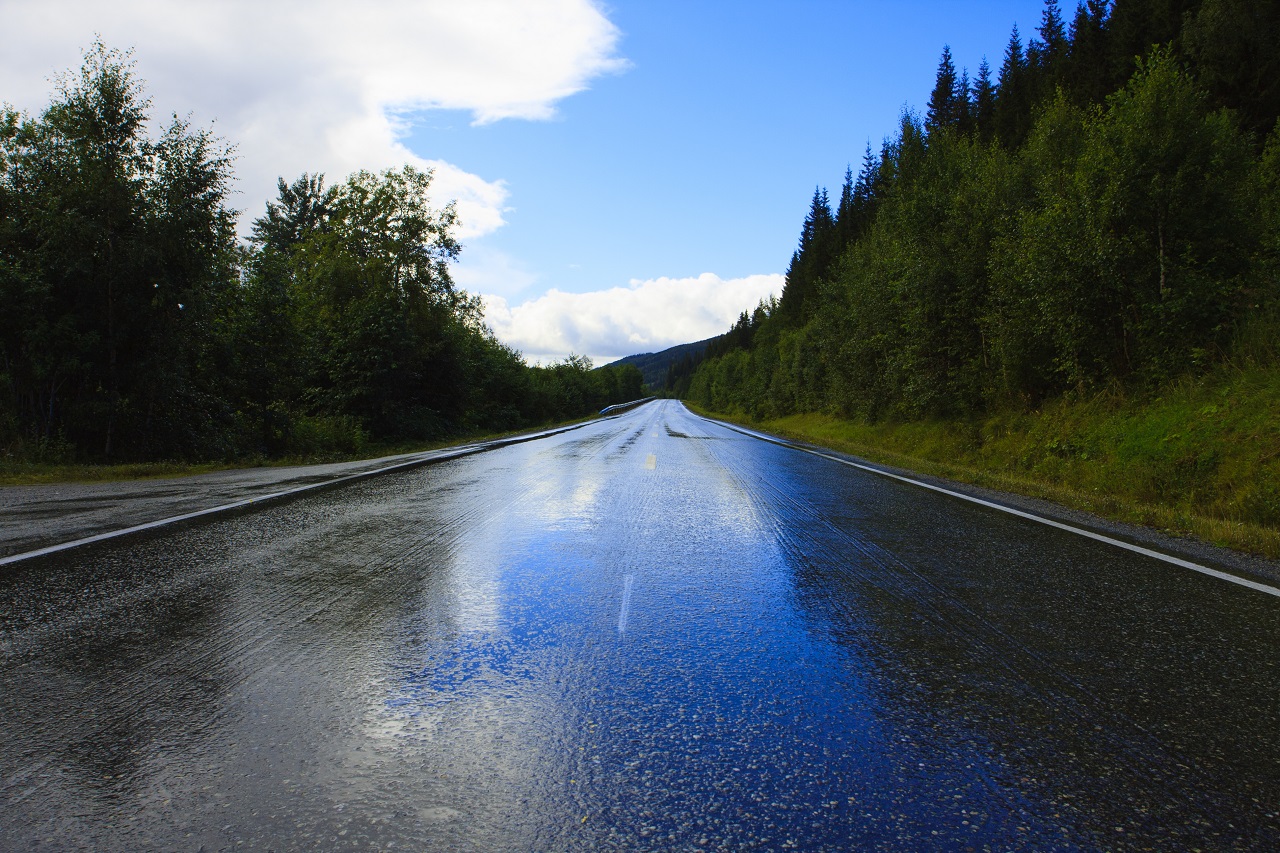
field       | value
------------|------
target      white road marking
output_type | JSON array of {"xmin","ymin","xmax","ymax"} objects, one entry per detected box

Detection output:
[
  {"xmin": 645, "ymin": 453, "xmax": 657, "ymax": 470},
  {"xmin": 0, "ymin": 419, "xmax": 602, "ymax": 567},
  {"xmin": 696, "ymin": 412, "xmax": 1280, "ymax": 600},
  {"xmin": 618, "ymin": 574, "xmax": 636, "ymax": 634}
]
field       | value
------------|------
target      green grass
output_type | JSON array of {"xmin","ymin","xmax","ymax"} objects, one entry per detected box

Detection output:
[{"xmin": 692, "ymin": 364, "xmax": 1280, "ymax": 559}]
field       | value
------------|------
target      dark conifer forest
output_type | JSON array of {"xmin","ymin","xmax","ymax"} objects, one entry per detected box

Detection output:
[
  {"xmin": 675, "ymin": 0, "xmax": 1280, "ymax": 422},
  {"xmin": 0, "ymin": 44, "xmax": 642, "ymax": 463}
]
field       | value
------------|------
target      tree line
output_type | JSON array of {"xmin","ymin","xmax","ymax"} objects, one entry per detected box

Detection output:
[
  {"xmin": 0, "ymin": 44, "xmax": 641, "ymax": 462},
  {"xmin": 679, "ymin": 0, "xmax": 1280, "ymax": 420}
]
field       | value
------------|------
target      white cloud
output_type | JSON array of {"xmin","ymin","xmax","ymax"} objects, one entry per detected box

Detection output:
[
  {"xmin": 452, "ymin": 244, "xmax": 540, "ymax": 299},
  {"xmin": 0, "ymin": 0, "xmax": 624, "ymax": 238},
  {"xmin": 482, "ymin": 273, "xmax": 785, "ymax": 365}
]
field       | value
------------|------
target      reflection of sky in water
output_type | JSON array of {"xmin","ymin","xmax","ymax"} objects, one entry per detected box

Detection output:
[
  {"xmin": 7, "ymin": 402, "xmax": 1279, "ymax": 851},
  {"xmin": 363, "ymin": 404, "xmax": 982, "ymax": 849}
]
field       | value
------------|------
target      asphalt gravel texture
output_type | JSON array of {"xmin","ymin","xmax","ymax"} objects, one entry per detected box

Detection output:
[{"xmin": 2, "ymin": 400, "xmax": 1278, "ymax": 851}]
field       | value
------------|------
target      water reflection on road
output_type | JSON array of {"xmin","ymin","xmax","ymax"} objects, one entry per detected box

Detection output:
[{"xmin": 2, "ymin": 400, "xmax": 1278, "ymax": 850}]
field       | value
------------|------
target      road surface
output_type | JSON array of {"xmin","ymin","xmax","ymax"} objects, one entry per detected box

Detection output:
[{"xmin": 2, "ymin": 400, "xmax": 1278, "ymax": 850}]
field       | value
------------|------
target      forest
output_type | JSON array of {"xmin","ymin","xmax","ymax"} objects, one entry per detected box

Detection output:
[
  {"xmin": 676, "ymin": 0, "xmax": 1279, "ymax": 418},
  {"xmin": 0, "ymin": 44, "xmax": 642, "ymax": 464}
]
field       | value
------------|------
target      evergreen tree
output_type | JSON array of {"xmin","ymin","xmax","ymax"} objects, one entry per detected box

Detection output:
[
  {"xmin": 927, "ymin": 45, "xmax": 961, "ymax": 132},
  {"xmin": 855, "ymin": 143, "xmax": 882, "ymax": 207},
  {"xmin": 778, "ymin": 187, "xmax": 835, "ymax": 323},
  {"xmin": 837, "ymin": 143, "xmax": 883, "ymax": 242},
  {"xmin": 1032, "ymin": 0, "xmax": 1070, "ymax": 100},
  {"xmin": 836, "ymin": 165, "xmax": 856, "ymax": 226},
  {"xmin": 956, "ymin": 67, "xmax": 975, "ymax": 136},
  {"xmin": 1106, "ymin": 0, "xmax": 1198, "ymax": 88},
  {"xmin": 973, "ymin": 58, "xmax": 998, "ymax": 142},
  {"xmin": 835, "ymin": 165, "xmax": 858, "ymax": 246},
  {"xmin": 1065, "ymin": 0, "xmax": 1113, "ymax": 105},
  {"xmin": 252, "ymin": 173, "xmax": 334, "ymax": 253},
  {"xmin": 995, "ymin": 25, "xmax": 1033, "ymax": 147},
  {"xmin": 686, "ymin": 0, "xmax": 1280, "ymax": 431}
]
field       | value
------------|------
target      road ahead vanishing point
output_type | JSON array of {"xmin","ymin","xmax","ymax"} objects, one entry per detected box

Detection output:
[{"xmin": 2, "ymin": 400, "xmax": 1278, "ymax": 851}]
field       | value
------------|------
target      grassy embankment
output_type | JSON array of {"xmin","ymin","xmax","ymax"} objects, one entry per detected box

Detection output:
[{"xmin": 692, "ymin": 363, "xmax": 1280, "ymax": 559}]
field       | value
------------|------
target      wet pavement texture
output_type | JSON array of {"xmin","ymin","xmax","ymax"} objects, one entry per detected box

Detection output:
[
  {"xmin": 0, "ymin": 425, "xmax": 583, "ymax": 560},
  {"xmin": 2, "ymin": 400, "xmax": 1278, "ymax": 851}
]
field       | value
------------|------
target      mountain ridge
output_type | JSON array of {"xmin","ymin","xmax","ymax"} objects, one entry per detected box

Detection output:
[{"xmin": 606, "ymin": 337, "xmax": 714, "ymax": 390}]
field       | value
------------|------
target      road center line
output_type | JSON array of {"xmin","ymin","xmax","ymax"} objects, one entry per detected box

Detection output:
[
  {"xmin": 698, "ymin": 414, "xmax": 1280, "ymax": 600},
  {"xmin": 618, "ymin": 574, "xmax": 636, "ymax": 634}
]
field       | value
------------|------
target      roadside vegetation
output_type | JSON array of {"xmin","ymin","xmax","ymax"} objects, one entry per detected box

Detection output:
[
  {"xmin": 670, "ymin": 0, "xmax": 1280, "ymax": 556},
  {"xmin": 0, "ymin": 43, "xmax": 641, "ymax": 468},
  {"xmin": 0, "ymin": 411, "xmax": 607, "ymax": 487},
  {"xmin": 694, "ymin": 353, "xmax": 1280, "ymax": 557}
]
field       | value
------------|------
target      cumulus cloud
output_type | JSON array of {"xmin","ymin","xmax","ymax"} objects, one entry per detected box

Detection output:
[
  {"xmin": 0, "ymin": 0, "xmax": 625, "ymax": 238},
  {"xmin": 483, "ymin": 273, "xmax": 785, "ymax": 365}
]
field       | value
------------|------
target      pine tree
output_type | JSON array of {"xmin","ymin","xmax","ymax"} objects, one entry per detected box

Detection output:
[
  {"xmin": 956, "ymin": 67, "xmax": 976, "ymax": 135},
  {"xmin": 837, "ymin": 165, "xmax": 856, "ymax": 225},
  {"xmin": 927, "ymin": 45, "xmax": 960, "ymax": 132},
  {"xmin": 836, "ymin": 149, "xmax": 886, "ymax": 247},
  {"xmin": 994, "ymin": 25, "xmax": 1032, "ymax": 147},
  {"xmin": 252, "ymin": 173, "xmax": 334, "ymax": 253},
  {"xmin": 835, "ymin": 165, "xmax": 858, "ymax": 247},
  {"xmin": 1034, "ymin": 0, "xmax": 1070, "ymax": 99},
  {"xmin": 1106, "ymin": 0, "xmax": 1198, "ymax": 88},
  {"xmin": 1039, "ymin": 0, "xmax": 1069, "ymax": 64},
  {"xmin": 778, "ymin": 187, "xmax": 835, "ymax": 323},
  {"xmin": 1065, "ymin": 0, "xmax": 1112, "ymax": 105},
  {"xmin": 973, "ymin": 57, "xmax": 997, "ymax": 142},
  {"xmin": 855, "ymin": 143, "xmax": 880, "ymax": 207}
]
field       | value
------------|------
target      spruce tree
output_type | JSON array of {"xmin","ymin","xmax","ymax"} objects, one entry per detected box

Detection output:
[
  {"xmin": 1065, "ymin": 0, "xmax": 1112, "ymax": 105},
  {"xmin": 835, "ymin": 165, "xmax": 858, "ymax": 246},
  {"xmin": 1106, "ymin": 0, "xmax": 1198, "ymax": 89},
  {"xmin": 956, "ymin": 67, "xmax": 975, "ymax": 135},
  {"xmin": 854, "ymin": 143, "xmax": 880, "ymax": 207},
  {"xmin": 1035, "ymin": 0, "xmax": 1069, "ymax": 99},
  {"xmin": 778, "ymin": 187, "xmax": 835, "ymax": 323},
  {"xmin": 1039, "ymin": 0, "xmax": 1069, "ymax": 64},
  {"xmin": 841, "ymin": 142, "xmax": 883, "ymax": 239},
  {"xmin": 837, "ymin": 165, "xmax": 856, "ymax": 225},
  {"xmin": 974, "ymin": 58, "xmax": 997, "ymax": 142},
  {"xmin": 994, "ymin": 25, "xmax": 1032, "ymax": 147},
  {"xmin": 927, "ymin": 45, "xmax": 960, "ymax": 132}
]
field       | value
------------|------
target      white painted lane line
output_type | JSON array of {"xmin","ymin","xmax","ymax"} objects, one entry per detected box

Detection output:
[
  {"xmin": 0, "ymin": 419, "xmax": 602, "ymax": 567},
  {"xmin": 696, "ymin": 412, "xmax": 1280, "ymax": 600},
  {"xmin": 618, "ymin": 574, "xmax": 636, "ymax": 634},
  {"xmin": 645, "ymin": 453, "xmax": 657, "ymax": 470}
]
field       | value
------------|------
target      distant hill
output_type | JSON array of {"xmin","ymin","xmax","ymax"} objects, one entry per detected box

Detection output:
[{"xmin": 607, "ymin": 338, "xmax": 714, "ymax": 390}]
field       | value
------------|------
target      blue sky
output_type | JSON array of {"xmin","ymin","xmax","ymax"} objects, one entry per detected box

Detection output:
[
  {"xmin": 429, "ymin": 2, "xmax": 1049, "ymax": 295},
  {"xmin": 3, "ymin": 0, "xmax": 1051, "ymax": 362}
]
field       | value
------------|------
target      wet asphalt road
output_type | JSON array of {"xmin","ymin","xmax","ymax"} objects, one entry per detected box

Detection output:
[{"xmin": 2, "ymin": 400, "xmax": 1279, "ymax": 851}]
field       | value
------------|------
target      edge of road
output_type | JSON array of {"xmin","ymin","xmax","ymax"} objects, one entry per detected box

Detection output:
[
  {"xmin": 689, "ymin": 405, "xmax": 1280, "ymax": 598},
  {"xmin": 0, "ymin": 414, "xmax": 629, "ymax": 567}
]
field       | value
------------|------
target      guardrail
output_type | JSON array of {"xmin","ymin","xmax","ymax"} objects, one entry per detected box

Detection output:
[{"xmin": 598, "ymin": 396, "xmax": 657, "ymax": 416}]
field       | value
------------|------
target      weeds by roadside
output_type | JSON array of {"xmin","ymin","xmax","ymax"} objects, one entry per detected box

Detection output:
[{"xmin": 689, "ymin": 362, "xmax": 1280, "ymax": 559}]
